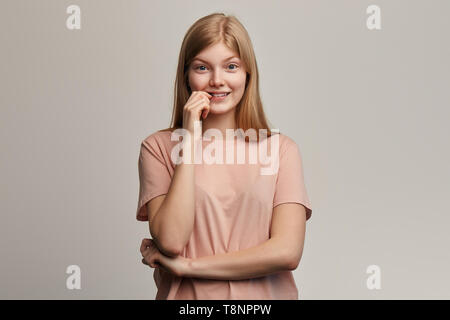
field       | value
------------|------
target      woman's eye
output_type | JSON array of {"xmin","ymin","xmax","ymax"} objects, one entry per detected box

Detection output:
[{"xmin": 194, "ymin": 64, "xmax": 239, "ymax": 71}]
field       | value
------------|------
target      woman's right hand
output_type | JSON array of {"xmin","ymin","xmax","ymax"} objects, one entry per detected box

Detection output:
[{"xmin": 182, "ymin": 91, "xmax": 212, "ymax": 135}]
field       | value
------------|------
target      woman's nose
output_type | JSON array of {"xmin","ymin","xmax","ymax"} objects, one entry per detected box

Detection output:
[{"xmin": 209, "ymin": 70, "xmax": 225, "ymax": 87}]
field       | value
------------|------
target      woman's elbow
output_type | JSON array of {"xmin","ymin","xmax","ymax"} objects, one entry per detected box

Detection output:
[
  {"xmin": 160, "ymin": 245, "xmax": 182, "ymax": 258},
  {"xmin": 284, "ymin": 249, "xmax": 302, "ymax": 271},
  {"xmin": 152, "ymin": 235, "xmax": 183, "ymax": 257},
  {"xmin": 149, "ymin": 224, "xmax": 183, "ymax": 257}
]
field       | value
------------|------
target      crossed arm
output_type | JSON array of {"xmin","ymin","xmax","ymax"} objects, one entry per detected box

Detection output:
[{"xmin": 140, "ymin": 202, "xmax": 307, "ymax": 280}]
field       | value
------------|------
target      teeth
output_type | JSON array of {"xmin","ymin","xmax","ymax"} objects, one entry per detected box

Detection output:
[{"xmin": 212, "ymin": 93, "xmax": 228, "ymax": 97}]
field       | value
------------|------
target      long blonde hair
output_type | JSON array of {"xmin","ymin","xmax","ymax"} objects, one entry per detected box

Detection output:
[{"xmin": 161, "ymin": 12, "xmax": 277, "ymax": 142}]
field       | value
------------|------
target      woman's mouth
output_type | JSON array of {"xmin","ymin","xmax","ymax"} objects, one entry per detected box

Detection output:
[{"xmin": 209, "ymin": 92, "xmax": 230, "ymax": 102}]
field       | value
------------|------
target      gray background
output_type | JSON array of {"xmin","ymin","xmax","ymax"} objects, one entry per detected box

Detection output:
[{"xmin": 1, "ymin": 0, "xmax": 449, "ymax": 299}]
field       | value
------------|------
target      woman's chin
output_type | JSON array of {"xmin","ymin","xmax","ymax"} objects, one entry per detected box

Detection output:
[{"xmin": 208, "ymin": 104, "xmax": 236, "ymax": 115}]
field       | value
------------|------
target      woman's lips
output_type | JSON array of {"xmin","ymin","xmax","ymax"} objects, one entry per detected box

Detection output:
[{"xmin": 210, "ymin": 92, "xmax": 230, "ymax": 102}]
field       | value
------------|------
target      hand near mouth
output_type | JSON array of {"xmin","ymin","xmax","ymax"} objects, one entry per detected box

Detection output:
[{"xmin": 182, "ymin": 91, "xmax": 212, "ymax": 134}]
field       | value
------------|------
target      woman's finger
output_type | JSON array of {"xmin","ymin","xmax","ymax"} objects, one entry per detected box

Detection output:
[
  {"xmin": 186, "ymin": 97, "xmax": 210, "ymax": 118},
  {"xmin": 140, "ymin": 238, "xmax": 151, "ymax": 254},
  {"xmin": 144, "ymin": 248, "xmax": 159, "ymax": 267},
  {"xmin": 142, "ymin": 257, "xmax": 157, "ymax": 268}
]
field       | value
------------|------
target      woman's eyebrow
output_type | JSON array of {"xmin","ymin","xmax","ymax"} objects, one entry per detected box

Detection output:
[{"xmin": 193, "ymin": 56, "xmax": 240, "ymax": 63}]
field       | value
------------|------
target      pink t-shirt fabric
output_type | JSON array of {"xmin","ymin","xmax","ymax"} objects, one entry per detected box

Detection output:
[{"xmin": 136, "ymin": 129, "xmax": 312, "ymax": 300}]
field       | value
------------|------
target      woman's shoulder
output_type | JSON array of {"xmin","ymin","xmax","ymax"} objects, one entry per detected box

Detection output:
[
  {"xmin": 270, "ymin": 131, "xmax": 296, "ymax": 147},
  {"xmin": 272, "ymin": 131, "xmax": 303, "ymax": 159},
  {"xmin": 141, "ymin": 127, "xmax": 177, "ymax": 149}
]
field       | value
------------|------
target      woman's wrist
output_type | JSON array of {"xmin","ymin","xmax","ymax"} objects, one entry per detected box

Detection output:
[{"xmin": 181, "ymin": 257, "xmax": 196, "ymax": 278}]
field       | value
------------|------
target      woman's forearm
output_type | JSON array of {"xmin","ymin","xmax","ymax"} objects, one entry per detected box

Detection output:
[
  {"xmin": 183, "ymin": 238, "xmax": 294, "ymax": 281},
  {"xmin": 151, "ymin": 137, "xmax": 198, "ymax": 255}
]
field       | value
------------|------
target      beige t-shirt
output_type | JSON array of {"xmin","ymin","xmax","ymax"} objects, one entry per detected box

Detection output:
[{"xmin": 136, "ymin": 129, "xmax": 312, "ymax": 300}]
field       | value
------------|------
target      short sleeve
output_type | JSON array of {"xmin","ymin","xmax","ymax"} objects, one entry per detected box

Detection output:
[
  {"xmin": 136, "ymin": 136, "xmax": 172, "ymax": 222},
  {"xmin": 273, "ymin": 138, "xmax": 313, "ymax": 221}
]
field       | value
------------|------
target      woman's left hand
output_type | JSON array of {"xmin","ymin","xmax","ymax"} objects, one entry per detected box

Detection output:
[{"xmin": 140, "ymin": 238, "xmax": 190, "ymax": 277}]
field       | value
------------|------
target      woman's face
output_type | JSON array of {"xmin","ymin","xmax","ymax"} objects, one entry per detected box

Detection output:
[{"xmin": 188, "ymin": 42, "xmax": 247, "ymax": 115}]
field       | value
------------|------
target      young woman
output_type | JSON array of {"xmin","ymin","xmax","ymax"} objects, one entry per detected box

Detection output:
[{"xmin": 137, "ymin": 12, "xmax": 312, "ymax": 300}]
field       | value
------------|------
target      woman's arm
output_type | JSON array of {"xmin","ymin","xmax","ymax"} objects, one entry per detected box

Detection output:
[
  {"xmin": 149, "ymin": 137, "xmax": 198, "ymax": 256},
  {"xmin": 142, "ymin": 203, "xmax": 307, "ymax": 280},
  {"xmin": 184, "ymin": 237, "xmax": 293, "ymax": 281},
  {"xmin": 184, "ymin": 203, "xmax": 307, "ymax": 280}
]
